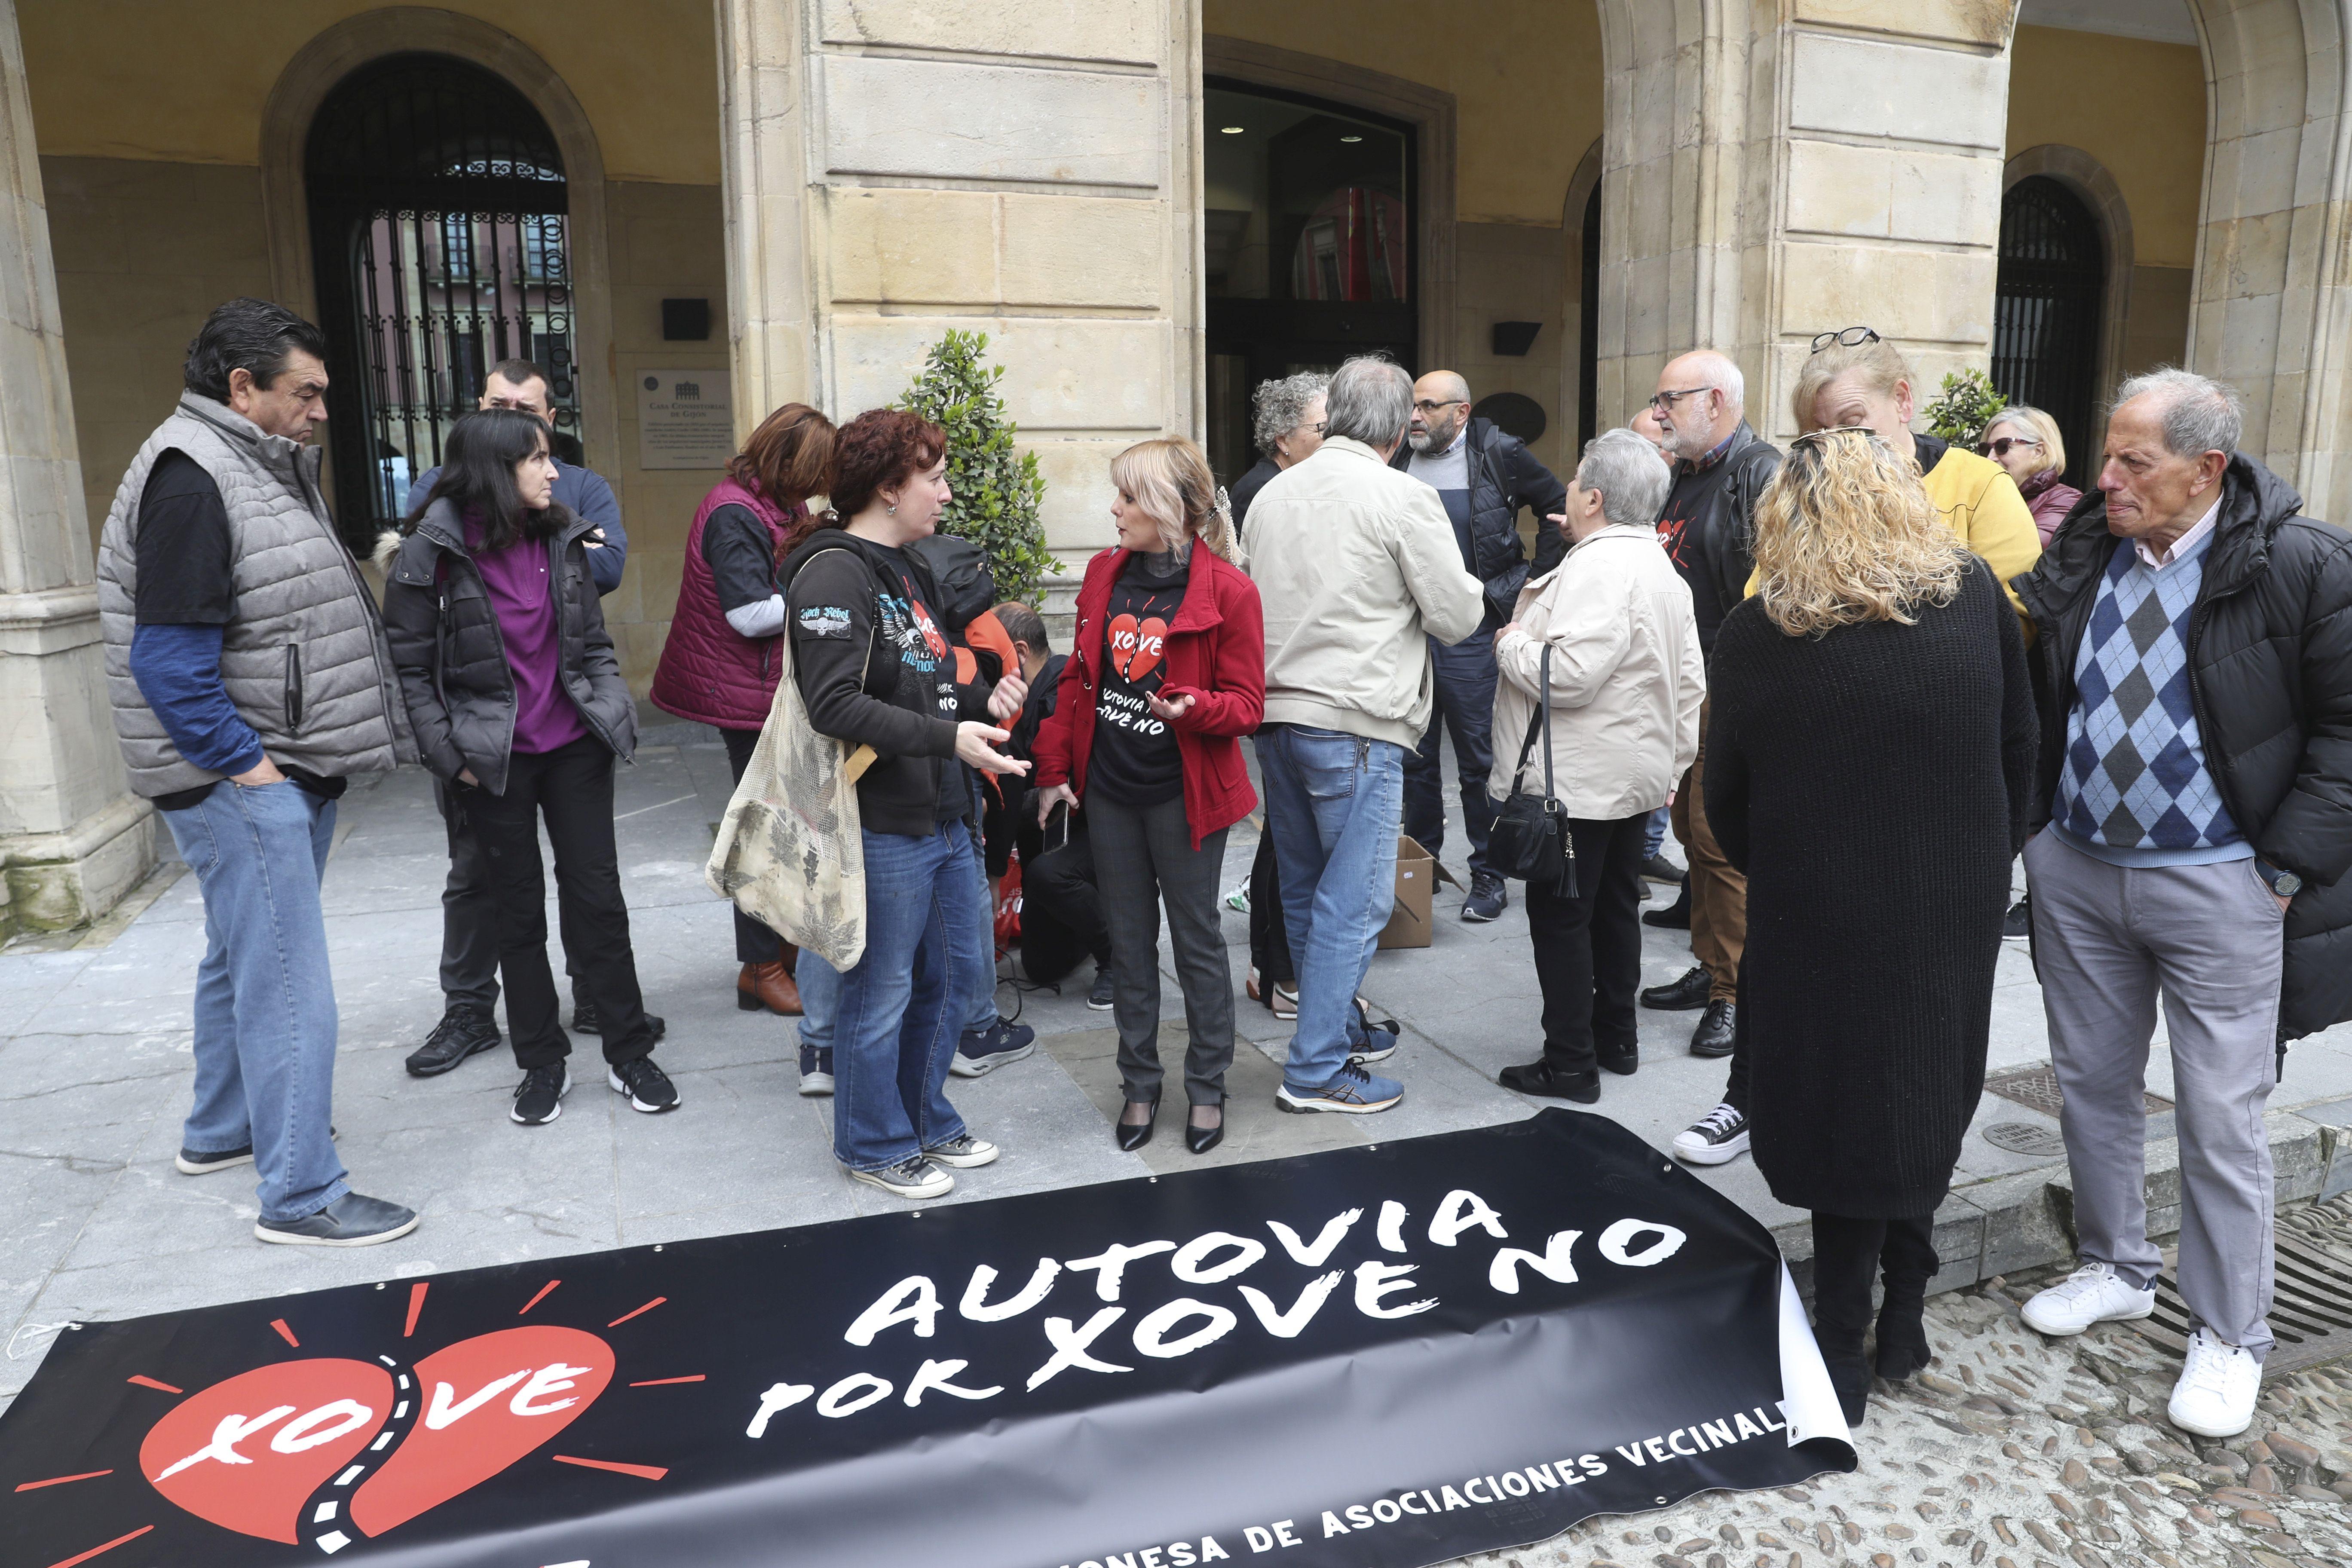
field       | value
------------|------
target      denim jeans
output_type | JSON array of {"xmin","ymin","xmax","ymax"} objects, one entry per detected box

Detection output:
[
  {"xmin": 160, "ymin": 780, "xmax": 350, "ymax": 1223},
  {"xmin": 1402, "ymin": 631, "xmax": 1499, "ymax": 879},
  {"xmin": 832, "ymin": 820, "xmax": 988, "ymax": 1170},
  {"xmin": 1643, "ymin": 805, "xmax": 1669, "ymax": 860},
  {"xmin": 1257, "ymin": 724, "xmax": 1404, "ymax": 1095},
  {"xmin": 796, "ymin": 950, "xmax": 839, "ymax": 1055},
  {"xmin": 964, "ymin": 821, "xmax": 1001, "ymax": 1034}
]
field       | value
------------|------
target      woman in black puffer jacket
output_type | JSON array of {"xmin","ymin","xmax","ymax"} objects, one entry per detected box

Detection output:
[{"xmin": 383, "ymin": 409, "xmax": 676, "ymax": 1128}]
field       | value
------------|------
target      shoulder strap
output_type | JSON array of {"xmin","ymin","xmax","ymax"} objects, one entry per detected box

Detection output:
[
  {"xmin": 1507, "ymin": 643, "xmax": 1555, "ymax": 798},
  {"xmin": 802, "ymin": 545, "xmax": 883, "ymax": 783}
]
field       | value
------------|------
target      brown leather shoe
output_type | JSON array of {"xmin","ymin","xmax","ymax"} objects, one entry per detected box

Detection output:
[{"xmin": 738, "ymin": 960, "xmax": 803, "ymax": 1016}]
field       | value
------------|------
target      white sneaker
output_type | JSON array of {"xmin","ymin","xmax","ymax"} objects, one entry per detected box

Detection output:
[
  {"xmin": 923, "ymin": 1134, "xmax": 999, "ymax": 1169},
  {"xmin": 2020, "ymin": 1262, "xmax": 2157, "ymax": 1337},
  {"xmin": 2168, "ymin": 1328, "xmax": 2260, "ymax": 1437},
  {"xmin": 1672, "ymin": 1102, "xmax": 1750, "ymax": 1165}
]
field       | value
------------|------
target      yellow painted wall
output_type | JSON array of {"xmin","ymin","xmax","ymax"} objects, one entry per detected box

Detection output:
[
  {"xmin": 2006, "ymin": 24, "xmax": 2205, "ymax": 270},
  {"xmin": 18, "ymin": 0, "xmax": 720, "ymax": 183},
  {"xmin": 1202, "ymin": 0, "xmax": 1603, "ymax": 228}
]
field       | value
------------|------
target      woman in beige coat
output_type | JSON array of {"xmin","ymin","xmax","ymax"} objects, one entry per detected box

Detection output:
[{"xmin": 1491, "ymin": 428, "xmax": 1707, "ymax": 1102}]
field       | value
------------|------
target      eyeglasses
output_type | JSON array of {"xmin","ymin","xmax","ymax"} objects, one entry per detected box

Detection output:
[
  {"xmin": 1647, "ymin": 386, "xmax": 1714, "ymax": 413},
  {"xmin": 1412, "ymin": 399, "xmax": 1465, "ymax": 415},
  {"xmin": 1307, "ymin": 421, "xmax": 1327, "ymax": 435},
  {"xmin": 1978, "ymin": 435, "xmax": 2042, "ymax": 459},
  {"xmin": 1810, "ymin": 326, "xmax": 1882, "ymax": 352}
]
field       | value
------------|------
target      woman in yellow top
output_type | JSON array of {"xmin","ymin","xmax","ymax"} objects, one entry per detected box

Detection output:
[{"xmin": 1787, "ymin": 329, "xmax": 2043, "ymax": 621}]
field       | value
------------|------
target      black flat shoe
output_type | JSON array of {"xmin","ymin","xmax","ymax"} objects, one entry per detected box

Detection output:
[
  {"xmin": 1186, "ymin": 1106, "xmax": 1225, "ymax": 1156},
  {"xmin": 1819, "ymin": 1343, "xmax": 1873, "ymax": 1429},
  {"xmin": 1688, "ymin": 998, "xmax": 1736, "ymax": 1057},
  {"xmin": 1596, "ymin": 1043, "xmax": 1638, "ymax": 1076},
  {"xmin": 1116, "ymin": 1096, "xmax": 1159, "ymax": 1152},
  {"xmin": 1638, "ymin": 965, "xmax": 1710, "ymax": 1011},
  {"xmin": 1642, "ymin": 879, "xmax": 1691, "ymax": 929},
  {"xmin": 1874, "ymin": 1290, "xmax": 1933, "ymax": 1381},
  {"xmin": 1497, "ymin": 1060, "xmax": 1600, "ymax": 1103}
]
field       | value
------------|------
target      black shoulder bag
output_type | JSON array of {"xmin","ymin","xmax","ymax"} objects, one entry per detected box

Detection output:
[{"xmin": 1487, "ymin": 643, "xmax": 1578, "ymax": 898}]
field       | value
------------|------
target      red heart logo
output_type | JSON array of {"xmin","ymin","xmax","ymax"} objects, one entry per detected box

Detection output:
[
  {"xmin": 141, "ymin": 1326, "xmax": 612, "ymax": 1546},
  {"xmin": 1108, "ymin": 615, "xmax": 1168, "ymax": 683},
  {"xmin": 141, "ymin": 1358, "xmax": 393, "ymax": 1544}
]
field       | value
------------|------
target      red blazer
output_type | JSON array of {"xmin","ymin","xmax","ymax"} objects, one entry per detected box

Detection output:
[{"xmin": 1032, "ymin": 545, "xmax": 1264, "ymax": 848}]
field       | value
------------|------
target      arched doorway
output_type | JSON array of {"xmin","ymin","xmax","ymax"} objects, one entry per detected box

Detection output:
[
  {"xmin": 305, "ymin": 53, "xmax": 583, "ymax": 534},
  {"xmin": 1993, "ymin": 176, "xmax": 2105, "ymax": 487},
  {"xmin": 1577, "ymin": 178, "xmax": 1601, "ymax": 452}
]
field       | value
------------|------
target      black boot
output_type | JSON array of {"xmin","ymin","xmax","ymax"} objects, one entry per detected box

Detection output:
[
  {"xmin": 1809, "ymin": 1213, "xmax": 1883, "ymax": 1430},
  {"xmin": 1874, "ymin": 1284, "xmax": 1932, "ymax": 1381},
  {"xmin": 1642, "ymin": 876, "xmax": 1691, "ymax": 929}
]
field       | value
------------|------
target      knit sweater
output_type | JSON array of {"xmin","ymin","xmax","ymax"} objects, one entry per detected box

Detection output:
[{"xmin": 1703, "ymin": 557, "xmax": 2037, "ymax": 1217}]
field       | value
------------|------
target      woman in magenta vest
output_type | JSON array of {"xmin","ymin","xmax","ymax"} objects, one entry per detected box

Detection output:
[
  {"xmin": 650, "ymin": 403, "xmax": 836, "ymax": 1017},
  {"xmin": 1031, "ymin": 438, "xmax": 1264, "ymax": 1155}
]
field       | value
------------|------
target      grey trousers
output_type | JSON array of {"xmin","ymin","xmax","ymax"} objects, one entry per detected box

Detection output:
[
  {"xmin": 2024, "ymin": 826, "xmax": 2285, "ymax": 1359},
  {"xmin": 1088, "ymin": 793, "xmax": 1234, "ymax": 1106}
]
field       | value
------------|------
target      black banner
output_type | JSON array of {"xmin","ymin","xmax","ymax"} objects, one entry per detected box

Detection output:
[{"xmin": 3, "ymin": 1111, "xmax": 1853, "ymax": 1568}]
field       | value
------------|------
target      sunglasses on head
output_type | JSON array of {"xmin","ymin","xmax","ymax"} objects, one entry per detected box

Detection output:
[
  {"xmin": 1978, "ymin": 435, "xmax": 2041, "ymax": 459},
  {"xmin": 1790, "ymin": 424, "xmax": 1877, "ymax": 450},
  {"xmin": 1809, "ymin": 326, "xmax": 1881, "ymax": 353}
]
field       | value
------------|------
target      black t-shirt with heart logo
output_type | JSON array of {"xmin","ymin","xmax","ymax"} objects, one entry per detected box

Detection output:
[{"xmin": 1088, "ymin": 548, "xmax": 1188, "ymax": 808}]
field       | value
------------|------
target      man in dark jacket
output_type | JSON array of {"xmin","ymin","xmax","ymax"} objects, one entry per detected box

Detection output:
[
  {"xmin": 1646, "ymin": 351, "xmax": 1782, "ymax": 1095},
  {"xmin": 2011, "ymin": 370, "xmax": 2352, "ymax": 1442},
  {"xmin": 403, "ymin": 358, "xmax": 639, "ymax": 1075},
  {"xmin": 1390, "ymin": 372, "xmax": 1568, "ymax": 922}
]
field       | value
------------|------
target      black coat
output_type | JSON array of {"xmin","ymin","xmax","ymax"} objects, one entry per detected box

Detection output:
[
  {"xmin": 1706, "ymin": 559, "xmax": 2037, "ymax": 1217},
  {"xmin": 382, "ymin": 499, "xmax": 637, "ymax": 796},
  {"xmin": 2013, "ymin": 456, "xmax": 2352, "ymax": 1041},
  {"xmin": 1389, "ymin": 416, "xmax": 1570, "ymax": 619},
  {"xmin": 1674, "ymin": 423, "xmax": 1784, "ymax": 655}
]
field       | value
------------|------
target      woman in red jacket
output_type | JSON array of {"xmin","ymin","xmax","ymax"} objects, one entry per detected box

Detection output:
[{"xmin": 1032, "ymin": 437, "xmax": 1265, "ymax": 1155}]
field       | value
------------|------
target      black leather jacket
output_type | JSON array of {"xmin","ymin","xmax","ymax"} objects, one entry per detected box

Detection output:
[{"xmin": 1390, "ymin": 416, "xmax": 1569, "ymax": 620}]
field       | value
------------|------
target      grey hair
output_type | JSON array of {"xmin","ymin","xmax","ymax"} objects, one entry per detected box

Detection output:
[
  {"xmin": 1323, "ymin": 355, "xmax": 1414, "ymax": 447},
  {"xmin": 1250, "ymin": 371, "xmax": 1330, "ymax": 458},
  {"xmin": 1577, "ymin": 428, "xmax": 1675, "ymax": 527},
  {"xmin": 2114, "ymin": 367, "xmax": 2245, "ymax": 459},
  {"xmin": 1682, "ymin": 349, "xmax": 1745, "ymax": 413}
]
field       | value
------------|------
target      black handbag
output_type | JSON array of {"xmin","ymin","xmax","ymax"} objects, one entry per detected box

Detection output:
[{"xmin": 1487, "ymin": 643, "xmax": 1579, "ymax": 898}]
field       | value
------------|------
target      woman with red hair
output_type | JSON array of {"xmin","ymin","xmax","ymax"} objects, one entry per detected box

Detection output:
[
  {"xmin": 651, "ymin": 403, "xmax": 836, "ymax": 1017},
  {"xmin": 781, "ymin": 408, "xmax": 1029, "ymax": 1200}
]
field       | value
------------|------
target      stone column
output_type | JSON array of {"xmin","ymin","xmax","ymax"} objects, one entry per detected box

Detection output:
[
  {"xmin": 714, "ymin": 0, "xmax": 1204, "ymax": 610},
  {"xmin": 0, "ymin": 0, "xmax": 150, "ymax": 938},
  {"xmin": 1595, "ymin": 1, "xmax": 2016, "ymax": 447}
]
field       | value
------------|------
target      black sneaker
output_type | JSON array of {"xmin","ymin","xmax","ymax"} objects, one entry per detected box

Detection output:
[
  {"xmin": 798, "ymin": 1043, "xmax": 834, "ymax": 1097},
  {"xmin": 1461, "ymin": 871, "xmax": 1507, "ymax": 922},
  {"xmin": 609, "ymin": 1056, "xmax": 680, "ymax": 1113},
  {"xmin": 511, "ymin": 1063, "xmax": 571, "ymax": 1125},
  {"xmin": 572, "ymin": 1000, "xmax": 667, "ymax": 1041},
  {"xmin": 1639, "ymin": 966, "xmax": 1711, "ymax": 1011},
  {"xmin": 1642, "ymin": 878, "xmax": 1691, "ymax": 929},
  {"xmin": 175, "ymin": 1142, "xmax": 253, "ymax": 1175},
  {"xmin": 1672, "ymin": 1102, "xmax": 1751, "ymax": 1165},
  {"xmin": 254, "ymin": 1193, "xmax": 419, "ymax": 1247},
  {"xmin": 949, "ymin": 1017, "xmax": 1037, "ymax": 1079},
  {"xmin": 405, "ymin": 1005, "xmax": 502, "ymax": 1078},
  {"xmin": 2002, "ymin": 896, "xmax": 2031, "ymax": 939},
  {"xmin": 1497, "ymin": 1060, "xmax": 1600, "ymax": 1103},
  {"xmin": 1087, "ymin": 967, "xmax": 1117, "ymax": 1011}
]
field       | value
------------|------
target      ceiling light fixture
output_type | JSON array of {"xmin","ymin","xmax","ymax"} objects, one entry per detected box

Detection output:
[
  {"xmin": 1221, "ymin": 125, "xmax": 1246, "ymax": 135},
  {"xmin": 1339, "ymin": 135, "xmax": 1363, "ymax": 143}
]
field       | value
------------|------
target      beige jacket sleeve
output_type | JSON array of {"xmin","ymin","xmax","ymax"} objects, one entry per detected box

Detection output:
[
  {"xmin": 1390, "ymin": 479, "xmax": 1488, "ymax": 647},
  {"xmin": 1496, "ymin": 546, "xmax": 1633, "ymax": 709},
  {"xmin": 1672, "ymin": 601, "xmax": 1706, "ymax": 780}
]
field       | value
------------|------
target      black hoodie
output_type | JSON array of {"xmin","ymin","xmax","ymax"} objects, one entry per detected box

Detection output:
[{"xmin": 781, "ymin": 528, "xmax": 979, "ymax": 836}]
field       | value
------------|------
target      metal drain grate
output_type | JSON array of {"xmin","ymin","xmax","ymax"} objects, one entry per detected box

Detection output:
[
  {"xmin": 2129, "ymin": 1218, "xmax": 2352, "ymax": 1376},
  {"xmin": 1983, "ymin": 1122, "xmax": 2068, "ymax": 1156},
  {"xmin": 1985, "ymin": 1063, "xmax": 2172, "ymax": 1118}
]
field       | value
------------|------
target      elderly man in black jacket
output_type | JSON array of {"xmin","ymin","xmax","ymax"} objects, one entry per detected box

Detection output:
[
  {"xmin": 1390, "ymin": 371, "xmax": 1568, "ymax": 922},
  {"xmin": 2012, "ymin": 369, "xmax": 2352, "ymax": 1442}
]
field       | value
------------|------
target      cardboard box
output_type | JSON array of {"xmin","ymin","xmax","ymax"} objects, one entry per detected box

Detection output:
[{"xmin": 1378, "ymin": 835, "xmax": 1459, "ymax": 949}]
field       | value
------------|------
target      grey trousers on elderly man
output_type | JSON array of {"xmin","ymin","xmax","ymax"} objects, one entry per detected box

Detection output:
[{"xmin": 2024, "ymin": 826, "xmax": 2285, "ymax": 1360}]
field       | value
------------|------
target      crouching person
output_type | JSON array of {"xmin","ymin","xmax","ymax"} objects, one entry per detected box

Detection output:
[
  {"xmin": 96, "ymin": 297, "xmax": 418, "ymax": 1246},
  {"xmin": 383, "ymin": 408, "xmax": 677, "ymax": 1126}
]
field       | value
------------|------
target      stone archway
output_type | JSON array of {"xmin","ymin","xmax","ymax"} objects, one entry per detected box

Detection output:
[
  {"xmin": 2182, "ymin": 0, "xmax": 2352, "ymax": 516},
  {"xmin": 2003, "ymin": 144, "xmax": 2135, "ymax": 466},
  {"xmin": 1560, "ymin": 138, "xmax": 1604, "ymax": 454},
  {"xmin": 257, "ymin": 9, "xmax": 617, "ymax": 470}
]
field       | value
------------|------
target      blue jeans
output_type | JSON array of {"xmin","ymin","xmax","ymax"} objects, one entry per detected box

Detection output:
[
  {"xmin": 1402, "ymin": 631, "xmax": 1499, "ymax": 879},
  {"xmin": 159, "ymin": 781, "xmax": 349, "ymax": 1223},
  {"xmin": 796, "ymin": 950, "xmax": 839, "ymax": 1055},
  {"xmin": 964, "ymin": 821, "xmax": 1000, "ymax": 1034},
  {"xmin": 832, "ymin": 820, "xmax": 988, "ymax": 1170},
  {"xmin": 1257, "ymin": 725, "xmax": 1404, "ymax": 1094},
  {"xmin": 1644, "ymin": 805, "xmax": 1669, "ymax": 859}
]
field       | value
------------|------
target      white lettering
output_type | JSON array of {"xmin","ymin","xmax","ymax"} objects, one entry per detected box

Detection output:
[
  {"xmin": 960, "ymin": 1259, "xmax": 1062, "ymax": 1323},
  {"xmin": 1597, "ymin": 1218, "xmax": 1687, "ymax": 1269},
  {"xmin": 1614, "ymin": 1443, "xmax": 1648, "ymax": 1467},
  {"xmin": 1321, "ymin": 1510, "xmax": 1350, "ymax": 1537},
  {"xmin": 1026, "ymin": 1308, "xmax": 1134, "ymax": 1390},
  {"xmin": 1644, "ymin": 1437, "xmax": 1669, "ymax": 1463},
  {"xmin": 1200, "ymin": 1538, "xmax": 1230, "ymax": 1562},
  {"xmin": 153, "ymin": 1407, "xmax": 297, "ymax": 1481},
  {"xmin": 1667, "ymin": 1429, "xmax": 1698, "ymax": 1457},
  {"xmin": 270, "ymin": 1400, "xmax": 375, "ymax": 1453},
  {"xmin": 845, "ymin": 1275, "xmax": 942, "ymax": 1346},
  {"xmin": 1243, "ymin": 1526, "xmax": 1274, "ymax": 1553},
  {"xmin": 1372, "ymin": 1498, "xmax": 1403, "ymax": 1522},
  {"xmin": 1353, "ymin": 1261, "xmax": 1436, "ymax": 1319},
  {"xmin": 1439, "ymin": 1486, "xmax": 1470, "ymax": 1511},
  {"xmin": 1345, "ymin": 1505, "xmax": 1374, "ymax": 1528},
  {"xmin": 1133, "ymin": 1298, "xmax": 1238, "ymax": 1359},
  {"xmin": 815, "ymin": 1373, "xmax": 893, "ymax": 1418},
  {"xmin": 1398, "ymin": 1493, "xmax": 1427, "ymax": 1516},
  {"xmin": 1066, "ymin": 1241, "xmax": 1177, "ymax": 1302},
  {"xmin": 745, "ymin": 1381, "xmax": 812, "ymax": 1438},
  {"xmin": 425, "ymin": 1371, "xmax": 530, "ymax": 1431},
  {"xmin": 1172, "ymin": 1232, "xmax": 1266, "ymax": 1285},
  {"xmin": 1427, "ymin": 1190, "xmax": 1509, "ymax": 1247},
  {"xmin": 1273, "ymin": 1521, "xmax": 1301, "ymax": 1547},
  {"xmin": 1266, "ymin": 1207, "xmax": 1363, "ymax": 1266},
  {"xmin": 902, "ymin": 1358, "xmax": 1004, "ymax": 1406},
  {"xmin": 1701, "ymin": 1418, "xmax": 1735, "ymax": 1446},
  {"xmin": 1500, "ymin": 1470, "xmax": 1531, "ymax": 1497},
  {"xmin": 1733, "ymin": 1412, "xmax": 1764, "ymax": 1440},
  {"xmin": 1487, "ymin": 1229, "xmax": 1583, "ymax": 1294},
  {"xmin": 1463, "ymin": 1478, "xmax": 1493, "ymax": 1504},
  {"xmin": 510, "ymin": 1363, "xmax": 594, "ymax": 1419},
  {"xmin": 1236, "ymin": 1271, "xmax": 1343, "ymax": 1338}
]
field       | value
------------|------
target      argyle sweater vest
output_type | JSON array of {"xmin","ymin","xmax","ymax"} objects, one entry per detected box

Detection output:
[{"xmin": 2057, "ymin": 528, "xmax": 2244, "ymax": 858}]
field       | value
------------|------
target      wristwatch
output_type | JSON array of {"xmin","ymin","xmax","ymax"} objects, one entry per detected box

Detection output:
[{"xmin": 2255, "ymin": 859, "xmax": 2303, "ymax": 898}]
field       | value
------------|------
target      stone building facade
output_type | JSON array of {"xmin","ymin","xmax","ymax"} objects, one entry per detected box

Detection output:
[{"xmin": 0, "ymin": 0, "xmax": 2342, "ymax": 936}]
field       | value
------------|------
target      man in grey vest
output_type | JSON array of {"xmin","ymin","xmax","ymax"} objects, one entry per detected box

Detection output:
[{"xmin": 95, "ymin": 298, "xmax": 420, "ymax": 1248}]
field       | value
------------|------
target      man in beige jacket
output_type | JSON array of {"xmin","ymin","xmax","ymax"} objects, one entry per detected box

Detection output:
[
  {"xmin": 1490, "ymin": 427, "xmax": 1705, "ymax": 1102},
  {"xmin": 1247, "ymin": 355, "xmax": 1487, "ymax": 1114}
]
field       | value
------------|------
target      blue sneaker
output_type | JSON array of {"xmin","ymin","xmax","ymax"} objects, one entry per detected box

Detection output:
[
  {"xmin": 1275, "ymin": 1060, "xmax": 1403, "ymax": 1115},
  {"xmin": 798, "ymin": 1044, "xmax": 834, "ymax": 1098},
  {"xmin": 950, "ymin": 1016, "xmax": 1037, "ymax": 1078}
]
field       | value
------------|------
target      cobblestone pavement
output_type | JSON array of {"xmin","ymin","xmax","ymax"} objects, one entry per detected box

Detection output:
[{"xmin": 1449, "ymin": 1197, "xmax": 2352, "ymax": 1568}]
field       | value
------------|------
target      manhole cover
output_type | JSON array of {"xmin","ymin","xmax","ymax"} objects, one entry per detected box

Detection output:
[
  {"xmin": 1983, "ymin": 1122, "xmax": 2068, "ymax": 1156},
  {"xmin": 1985, "ymin": 1063, "xmax": 2171, "ymax": 1118},
  {"xmin": 2128, "ymin": 1199, "xmax": 2352, "ymax": 1376}
]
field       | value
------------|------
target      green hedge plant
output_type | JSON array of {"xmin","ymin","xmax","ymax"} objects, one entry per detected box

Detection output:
[
  {"xmin": 1922, "ymin": 368, "xmax": 2009, "ymax": 449},
  {"xmin": 896, "ymin": 329, "xmax": 1056, "ymax": 606}
]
